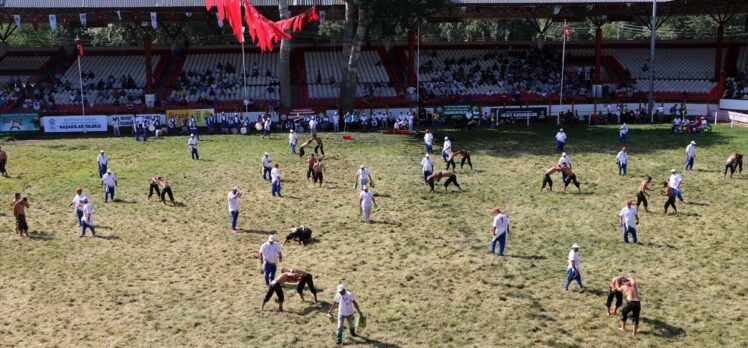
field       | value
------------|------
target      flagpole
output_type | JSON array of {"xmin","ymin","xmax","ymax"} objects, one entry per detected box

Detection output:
[
  {"xmin": 77, "ymin": 53, "xmax": 85, "ymax": 116},
  {"xmin": 241, "ymin": 33, "xmax": 248, "ymax": 114},
  {"xmin": 416, "ymin": 24, "xmax": 420, "ymax": 114},
  {"xmin": 558, "ymin": 20, "xmax": 567, "ymax": 126}
]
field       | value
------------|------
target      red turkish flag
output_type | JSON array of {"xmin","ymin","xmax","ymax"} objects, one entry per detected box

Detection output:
[
  {"xmin": 563, "ymin": 24, "xmax": 571, "ymax": 41},
  {"xmin": 31, "ymin": 15, "xmax": 39, "ymax": 31},
  {"xmin": 75, "ymin": 35, "xmax": 84, "ymax": 57}
]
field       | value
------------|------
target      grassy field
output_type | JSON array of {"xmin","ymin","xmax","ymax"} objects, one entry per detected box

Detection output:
[{"xmin": 1, "ymin": 124, "xmax": 747, "ymax": 347}]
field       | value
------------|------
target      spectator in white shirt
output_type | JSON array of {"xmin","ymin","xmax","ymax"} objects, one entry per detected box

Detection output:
[
  {"xmin": 355, "ymin": 165, "xmax": 373, "ymax": 190},
  {"xmin": 424, "ymin": 129, "xmax": 434, "ymax": 154},
  {"xmin": 68, "ymin": 187, "xmax": 86, "ymax": 226},
  {"xmin": 112, "ymin": 118, "xmax": 121, "ymax": 137},
  {"xmin": 618, "ymin": 199, "xmax": 639, "ymax": 244},
  {"xmin": 558, "ymin": 152, "xmax": 571, "ymax": 182},
  {"xmin": 288, "ymin": 129, "xmax": 297, "ymax": 155},
  {"xmin": 442, "ymin": 136, "xmax": 452, "ymax": 162},
  {"xmin": 564, "ymin": 244, "xmax": 583, "ymax": 291},
  {"xmin": 80, "ymin": 197, "xmax": 95, "ymax": 238},
  {"xmin": 101, "ymin": 169, "xmax": 117, "ymax": 203},
  {"xmin": 616, "ymin": 146, "xmax": 628, "ymax": 176},
  {"xmin": 271, "ymin": 163, "xmax": 282, "ymax": 197},
  {"xmin": 309, "ymin": 117, "xmax": 317, "ymax": 137},
  {"xmin": 555, "ymin": 129, "xmax": 567, "ymax": 152},
  {"xmin": 259, "ymin": 234, "xmax": 283, "ymax": 287},
  {"xmin": 685, "ymin": 140, "xmax": 696, "ymax": 171},
  {"xmin": 327, "ymin": 284, "xmax": 364, "ymax": 345},
  {"xmin": 96, "ymin": 150, "xmax": 108, "ymax": 178},
  {"xmin": 188, "ymin": 134, "xmax": 199, "ymax": 160},
  {"xmin": 421, "ymin": 154, "xmax": 433, "ymax": 184},
  {"xmin": 262, "ymin": 152, "xmax": 272, "ymax": 180},
  {"xmin": 490, "ymin": 207, "xmax": 510, "ymax": 256},
  {"xmin": 359, "ymin": 185, "xmax": 377, "ymax": 224},
  {"xmin": 227, "ymin": 186, "xmax": 242, "ymax": 233},
  {"xmin": 668, "ymin": 169, "xmax": 686, "ymax": 204},
  {"xmin": 619, "ymin": 123, "xmax": 628, "ymax": 144}
]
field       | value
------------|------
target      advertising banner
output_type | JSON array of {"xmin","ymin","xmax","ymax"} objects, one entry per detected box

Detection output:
[
  {"xmin": 165, "ymin": 109, "xmax": 214, "ymax": 126},
  {"xmin": 434, "ymin": 105, "xmax": 481, "ymax": 119},
  {"xmin": 491, "ymin": 107, "xmax": 548, "ymax": 120},
  {"xmin": 42, "ymin": 116, "xmax": 108, "ymax": 133},
  {"xmin": 0, "ymin": 113, "xmax": 39, "ymax": 132}
]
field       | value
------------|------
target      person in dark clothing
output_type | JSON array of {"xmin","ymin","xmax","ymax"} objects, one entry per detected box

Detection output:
[
  {"xmin": 426, "ymin": 170, "xmax": 461, "ymax": 192},
  {"xmin": 636, "ymin": 176, "xmax": 652, "ymax": 213},
  {"xmin": 541, "ymin": 165, "xmax": 562, "ymax": 192},
  {"xmin": 724, "ymin": 153, "xmax": 743, "ymax": 178},
  {"xmin": 280, "ymin": 267, "xmax": 318, "ymax": 303},
  {"xmin": 283, "ymin": 225, "xmax": 313, "ymax": 246},
  {"xmin": 660, "ymin": 181, "xmax": 677, "ymax": 214}
]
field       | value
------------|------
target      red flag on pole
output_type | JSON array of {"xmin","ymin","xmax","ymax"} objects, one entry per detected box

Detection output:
[
  {"xmin": 563, "ymin": 24, "xmax": 571, "ymax": 41},
  {"xmin": 75, "ymin": 35, "xmax": 84, "ymax": 57}
]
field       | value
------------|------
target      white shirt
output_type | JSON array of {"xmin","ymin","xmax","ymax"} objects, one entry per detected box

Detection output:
[
  {"xmin": 71, "ymin": 194, "xmax": 85, "ymax": 211},
  {"xmin": 443, "ymin": 140, "xmax": 452, "ymax": 153},
  {"xmin": 619, "ymin": 206, "xmax": 637, "ymax": 225},
  {"xmin": 289, "ymin": 132, "xmax": 297, "ymax": 145},
  {"xmin": 421, "ymin": 157, "xmax": 433, "ymax": 173},
  {"xmin": 259, "ymin": 241, "xmax": 282, "ymax": 264},
  {"xmin": 97, "ymin": 154, "xmax": 108, "ymax": 165},
  {"xmin": 668, "ymin": 173, "xmax": 682, "ymax": 188},
  {"xmin": 309, "ymin": 119, "xmax": 317, "ymax": 130},
  {"xmin": 188, "ymin": 138, "xmax": 198, "ymax": 149},
  {"xmin": 228, "ymin": 191, "xmax": 240, "ymax": 212},
  {"xmin": 262, "ymin": 156, "xmax": 272, "ymax": 167},
  {"xmin": 567, "ymin": 250, "xmax": 579, "ymax": 270},
  {"xmin": 555, "ymin": 132, "xmax": 567, "ymax": 142},
  {"xmin": 271, "ymin": 167, "xmax": 280, "ymax": 182},
  {"xmin": 616, "ymin": 151, "xmax": 628, "ymax": 164},
  {"xmin": 334, "ymin": 291, "xmax": 356, "ymax": 316},
  {"xmin": 686, "ymin": 144, "xmax": 696, "ymax": 157},
  {"xmin": 424, "ymin": 133, "xmax": 433, "ymax": 145},
  {"xmin": 102, "ymin": 173, "xmax": 117, "ymax": 187},
  {"xmin": 558, "ymin": 155, "xmax": 570, "ymax": 167},
  {"xmin": 620, "ymin": 124, "xmax": 628, "ymax": 135},
  {"xmin": 492, "ymin": 214, "xmax": 509, "ymax": 235},
  {"xmin": 81, "ymin": 203, "xmax": 94, "ymax": 224},
  {"xmin": 359, "ymin": 191, "xmax": 373, "ymax": 207},
  {"xmin": 357, "ymin": 168, "xmax": 369, "ymax": 181}
]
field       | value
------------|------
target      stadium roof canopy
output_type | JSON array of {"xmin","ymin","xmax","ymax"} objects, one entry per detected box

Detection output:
[{"xmin": 0, "ymin": 0, "xmax": 745, "ymax": 23}]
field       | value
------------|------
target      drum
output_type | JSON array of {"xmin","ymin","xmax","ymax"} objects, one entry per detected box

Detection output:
[
  {"xmin": 148, "ymin": 125, "xmax": 156, "ymax": 132},
  {"xmin": 240, "ymin": 127, "xmax": 248, "ymax": 135},
  {"xmin": 255, "ymin": 122, "xmax": 263, "ymax": 131}
]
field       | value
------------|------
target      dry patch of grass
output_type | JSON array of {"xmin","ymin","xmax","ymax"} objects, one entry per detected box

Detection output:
[{"xmin": 1, "ymin": 124, "xmax": 747, "ymax": 347}]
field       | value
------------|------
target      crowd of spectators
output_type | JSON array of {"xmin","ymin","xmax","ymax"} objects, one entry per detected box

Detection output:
[
  {"xmin": 0, "ymin": 77, "xmax": 24, "ymax": 108},
  {"xmin": 722, "ymin": 64, "xmax": 748, "ymax": 100},
  {"xmin": 167, "ymin": 62, "xmax": 276, "ymax": 106}
]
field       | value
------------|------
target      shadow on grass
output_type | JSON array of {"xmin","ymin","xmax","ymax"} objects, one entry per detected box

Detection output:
[
  {"xmin": 644, "ymin": 242, "xmax": 677, "ymax": 250},
  {"xmin": 238, "ymin": 228, "xmax": 276, "ymax": 235},
  {"xmin": 583, "ymin": 288, "xmax": 607, "ymax": 297},
  {"xmin": 94, "ymin": 234, "xmax": 120, "ymax": 240},
  {"xmin": 641, "ymin": 317, "xmax": 686, "ymax": 338},
  {"xmin": 112, "ymin": 199, "xmax": 137, "ymax": 204},
  {"xmin": 695, "ymin": 169, "xmax": 720, "ymax": 173},
  {"xmin": 349, "ymin": 336, "xmax": 402, "ymax": 348},
  {"xmin": 685, "ymin": 201, "xmax": 708, "ymax": 206},
  {"xmin": 29, "ymin": 231, "xmax": 55, "ymax": 241},
  {"xmin": 370, "ymin": 220, "xmax": 400, "ymax": 226},
  {"xmin": 505, "ymin": 254, "xmax": 547, "ymax": 260}
]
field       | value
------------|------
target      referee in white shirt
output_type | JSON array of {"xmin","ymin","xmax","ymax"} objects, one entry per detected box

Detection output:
[
  {"xmin": 618, "ymin": 199, "xmax": 639, "ymax": 244},
  {"xmin": 421, "ymin": 154, "xmax": 433, "ymax": 184},
  {"xmin": 188, "ymin": 134, "xmax": 199, "ymax": 160},
  {"xmin": 259, "ymin": 235, "xmax": 283, "ymax": 287},
  {"xmin": 96, "ymin": 150, "xmax": 108, "ymax": 178},
  {"xmin": 101, "ymin": 169, "xmax": 117, "ymax": 203},
  {"xmin": 490, "ymin": 208, "xmax": 510, "ymax": 256},
  {"xmin": 424, "ymin": 129, "xmax": 434, "ymax": 154}
]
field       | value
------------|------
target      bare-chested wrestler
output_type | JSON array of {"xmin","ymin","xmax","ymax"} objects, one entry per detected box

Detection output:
[
  {"xmin": 261, "ymin": 273, "xmax": 291, "ymax": 312},
  {"xmin": 612, "ymin": 277, "xmax": 641, "ymax": 336},
  {"xmin": 446, "ymin": 148, "xmax": 473, "ymax": 171},
  {"xmin": 636, "ymin": 176, "xmax": 652, "ymax": 213},
  {"xmin": 561, "ymin": 164, "xmax": 581, "ymax": 192},
  {"xmin": 305, "ymin": 154, "xmax": 317, "ymax": 181},
  {"xmin": 312, "ymin": 158, "xmax": 325, "ymax": 187},
  {"xmin": 606, "ymin": 276, "xmax": 626, "ymax": 316},
  {"xmin": 541, "ymin": 165, "xmax": 563, "ymax": 192},
  {"xmin": 426, "ymin": 170, "xmax": 462, "ymax": 192},
  {"xmin": 724, "ymin": 153, "xmax": 743, "ymax": 179},
  {"xmin": 279, "ymin": 267, "xmax": 318, "ymax": 303},
  {"xmin": 298, "ymin": 138, "xmax": 313, "ymax": 158}
]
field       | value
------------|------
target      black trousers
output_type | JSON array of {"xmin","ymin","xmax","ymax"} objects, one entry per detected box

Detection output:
[
  {"xmin": 297, "ymin": 274, "xmax": 317, "ymax": 296},
  {"xmin": 636, "ymin": 191, "xmax": 648, "ymax": 208},
  {"xmin": 307, "ymin": 166, "xmax": 314, "ymax": 179},
  {"xmin": 263, "ymin": 282, "xmax": 284, "ymax": 303},
  {"xmin": 542, "ymin": 174, "xmax": 553, "ymax": 190},
  {"xmin": 299, "ymin": 147, "xmax": 306, "ymax": 157},
  {"xmin": 461, "ymin": 156, "xmax": 473, "ymax": 170},
  {"xmin": 161, "ymin": 186, "xmax": 174, "ymax": 203},
  {"xmin": 621, "ymin": 301, "xmax": 641, "ymax": 325},
  {"xmin": 664, "ymin": 196, "xmax": 677, "ymax": 212},
  {"xmin": 606, "ymin": 287, "xmax": 623, "ymax": 309},
  {"xmin": 565, "ymin": 175, "xmax": 580, "ymax": 190},
  {"xmin": 314, "ymin": 144, "xmax": 324, "ymax": 156},
  {"xmin": 444, "ymin": 176, "xmax": 461, "ymax": 190},
  {"xmin": 725, "ymin": 163, "xmax": 736, "ymax": 176},
  {"xmin": 427, "ymin": 178, "xmax": 435, "ymax": 191},
  {"xmin": 313, "ymin": 172, "xmax": 323, "ymax": 183},
  {"xmin": 148, "ymin": 184, "xmax": 161, "ymax": 198},
  {"xmin": 446, "ymin": 158, "xmax": 456, "ymax": 170}
]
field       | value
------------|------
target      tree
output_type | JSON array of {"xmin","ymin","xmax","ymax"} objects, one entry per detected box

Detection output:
[
  {"xmin": 278, "ymin": 0, "xmax": 292, "ymax": 108},
  {"xmin": 338, "ymin": 0, "xmax": 368, "ymax": 115}
]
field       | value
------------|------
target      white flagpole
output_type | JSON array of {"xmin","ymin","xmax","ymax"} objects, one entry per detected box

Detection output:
[
  {"xmin": 240, "ymin": 29, "xmax": 248, "ymax": 113},
  {"xmin": 558, "ymin": 20, "xmax": 567, "ymax": 126},
  {"xmin": 77, "ymin": 52, "xmax": 86, "ymax": 116},
  {"xmin": 416, "ymin": 24, "xmax": 420, "ymax": 113}
]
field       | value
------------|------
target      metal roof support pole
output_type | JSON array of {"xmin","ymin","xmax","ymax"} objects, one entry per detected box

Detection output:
[
  {"xmin": 715, "ymin": 24, "xmax": 724, "ymax": 81},
  {"xmin": 144, "ymin": 31, "xmax": 154, "ymax": 94},
  {"xmin": 648, "ymin": 0, "xmax": 656, "ymax": 124}
]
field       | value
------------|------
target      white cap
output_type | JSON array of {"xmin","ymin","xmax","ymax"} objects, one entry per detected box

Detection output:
[
  {"xmin": 232, "ymin": 186, "xmax": 239, "ymax": 191},
  {"xmin": 690, "ymin": 140, "xmax": 696, "ymax": 145},
  {"xmin": 190, "ymin": 134, "xmax": 195, "ymax": 137},
  {"xmin": 290, "ymin": 129, "xmax": 294, "ymax": 133},
  {"xmin": 360, "ymin": 164, "xmax": 365, "ymax": 169},
  {"xmin": 670, "ymin": 169, "xmax": 676, "ymax": 173},
  {"xmin": 559, "ymin": 128, "xmax": 564, "ymax": 132},
  {"xmin": 571, "ymin": 243, "xmax": 580, "ymax": 249},
  {"xmin": 268, "ymin": 235, "xmax": 276, "ymax": 242},
  {"xmin": 106, "ymin": 169, "xmax": 112, "ymax": 173},
  {"xmin": 100, "ymin": 150, "xmax": 104, "ymax": 153},
  {"xmin": 362, "ymin": 185, "xmax": 368, "ymax": 190},
  {"xmin": 337, "ymin": 284, "xmax": 346, "ymax": 292},
  {"xmin": 264, "ymin": 152, "xmax": 269, "ymax": 156},
  {"xmin": 80, "ymin": 196, "xmax": 89, "ymax": 201},
  {"xmin": 444, "ymin": 136, "xmax": 449, "ymax": 140},
  {"xmin": 425, "ymin": 154, "xmax": 430, "ymax": 157},
  {"xmin": 561, "ymin": 152, "xmax": 567, "ymax": 157}
]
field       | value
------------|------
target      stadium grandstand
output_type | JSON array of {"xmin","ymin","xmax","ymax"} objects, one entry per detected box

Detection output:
[{"xmin": 0, "ymin": 0, "xmax": 745, "ymax": 120}]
